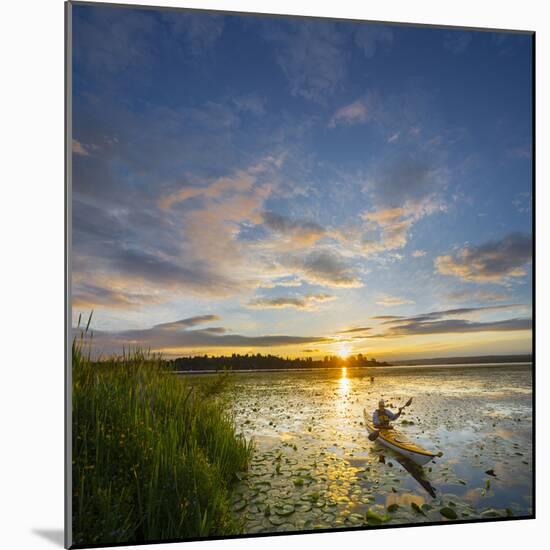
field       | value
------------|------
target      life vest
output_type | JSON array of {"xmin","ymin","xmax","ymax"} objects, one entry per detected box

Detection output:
[{"xmin": 375, "ymin": 409, "xmax": 390, "ymax": 426}]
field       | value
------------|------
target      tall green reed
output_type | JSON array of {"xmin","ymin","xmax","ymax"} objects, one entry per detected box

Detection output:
[{"xmin": 72, "ymin": 316, "xmax": 253, "ymax": 545}]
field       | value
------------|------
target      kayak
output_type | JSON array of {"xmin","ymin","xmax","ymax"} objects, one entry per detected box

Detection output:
[{"xmin": 363, "ymin": 409, "xmax": 439, "ymax": 466}]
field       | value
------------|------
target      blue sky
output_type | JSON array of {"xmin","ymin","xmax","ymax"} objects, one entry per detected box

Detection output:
[{"xmin": 71, "ymin": 4, "xmax": 533, "ymax": 359}]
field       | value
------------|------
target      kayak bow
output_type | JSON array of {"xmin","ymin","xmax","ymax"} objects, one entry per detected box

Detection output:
[{"xmin": 363, "ymin": 409, "xmax": 440, "ymax": 466}]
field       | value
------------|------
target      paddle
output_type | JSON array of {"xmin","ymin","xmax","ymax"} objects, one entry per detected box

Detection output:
[{"xmin": 368, "ymin": 397, "xmax": 413, "ymax": 441}]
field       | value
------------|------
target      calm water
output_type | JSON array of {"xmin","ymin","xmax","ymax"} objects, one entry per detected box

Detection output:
[{"xmin": 220, "ymin": 364, "xmax": 533, "ymax": 532}]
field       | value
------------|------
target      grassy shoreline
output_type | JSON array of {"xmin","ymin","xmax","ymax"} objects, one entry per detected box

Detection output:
[{"xmin": 72, "ymin": 331, "xmax": 253, "ymax": 546}]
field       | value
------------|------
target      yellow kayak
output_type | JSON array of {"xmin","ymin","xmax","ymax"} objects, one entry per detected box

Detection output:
[{"xmin": 363, "ymin": 409, "xmax": 439, "ymax": 466}]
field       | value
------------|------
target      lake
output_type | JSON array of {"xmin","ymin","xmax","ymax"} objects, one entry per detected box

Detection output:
[{"xmin": 218, "ymin": 363, "xmax": 533, "ymax": 532}]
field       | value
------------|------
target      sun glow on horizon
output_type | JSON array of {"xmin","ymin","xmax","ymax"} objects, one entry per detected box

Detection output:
[{"xmin": 336, "ymin": 343, "xmax": 352, "ymax": 359}]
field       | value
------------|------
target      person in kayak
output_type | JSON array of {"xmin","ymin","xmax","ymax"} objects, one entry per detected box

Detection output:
[{"xmin": 372, "ymin": 399, "xmax": 403, "ymax": 428}]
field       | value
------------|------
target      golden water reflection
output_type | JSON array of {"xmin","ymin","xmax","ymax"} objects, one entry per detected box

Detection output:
[{"xmin": 386, "ymin": 493, "xmax": 425, "ymax": 507}]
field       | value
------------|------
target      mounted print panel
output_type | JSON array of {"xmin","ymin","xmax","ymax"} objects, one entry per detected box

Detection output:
[{"xmin": 66, "ymin": 1, "xmax": 534, "ymax": 547}]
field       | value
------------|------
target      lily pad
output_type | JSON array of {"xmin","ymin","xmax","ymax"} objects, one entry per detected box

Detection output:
[
  {"xmin": 274, "ymin": 503, "xmax": 295, "ymax": 516},
  {"xmin": 440, "ymin": 507, "xmax": 458, "ymax": 520}
]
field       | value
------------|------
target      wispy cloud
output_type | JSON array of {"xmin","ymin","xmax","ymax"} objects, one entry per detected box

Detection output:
[
  {"xmin": 370, "ymin": 315, "xmax": 403, "ymax": 320},
  {"xmin": 154, "ymin": 315, "xmax": 221, "ymax": 330},
  {"xmin": 412, "ymin": 249, "xmax": 426, "ymax": 258},
  {"xmin": 261, "ymin": 211, "xmax": 326, "ymax": 247},
  {"xmin": 380, "ymin": 317, "xmax": 531, "ymax": 337},
  {"xmin": 446, "ymin": 289, "xmax": 510, "ymax": 303},
  {"xmin": 359, "ymin": 156, "xmax": 448, "ymax": 254},
  {"xmin": 387, "ymin": 132, "xmax": 400, "ymax": 143},
  {"xmin": 74, "ymin": 315, "xmax": 330, "ymax": 356},
  {"xmin": 366, "ymin": 304, "xmax": 531, "ymax": 338},
  {"xmin": 262, "ymin": 20, "xmax": 349, "ymax": 103},
  {"xmin": 284, "ymin": 249, "xmax": 363, "ymax": 288},
  {"xmin": 354, "ymin": 25, "xmax": 393, "ymax": 57},
  {"xmin": 435, "ymin": 233, "xmax": 532, "ymax": 283},
  {"xmin": 72, "ymin": 282, "xmax": 161, "ymax": 310},
  {"xmin": 376, "ymin": 293, "xmax": 415, "ymax": 307},
  {"xmin": 246, "ymin": 293, "xmax": 335, "ymax": 310},
  {"xmin": 512, "ymin": 192, "xmax": 531, "ymax": 214},
  {"xmin": 232, "ymin": 94, "xmax": 267, "ymax": 115},
  {"xmin": 336, "ymin": 326, "xmax": 371, "ymax": 334},
  {"xmin": 381, "ymin": 304, "xmax": 528, "ymax": 324},
  {"xmin": 72, "ymin": 139, "xmax": 92, "ymax": 156},
  {"xmin": 329, "ymin": 98, "xmax": 369, "ymax": 128}
]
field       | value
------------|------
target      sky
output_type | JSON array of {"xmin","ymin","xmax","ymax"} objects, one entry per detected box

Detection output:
[{"xmin": 71, "ymin": 4, "xmax": 533, "ymax": 360}]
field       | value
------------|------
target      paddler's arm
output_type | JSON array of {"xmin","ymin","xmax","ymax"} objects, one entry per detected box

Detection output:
[{"xmin": 386, "ymin": 408, "xmax": 402, "ymax": 420}]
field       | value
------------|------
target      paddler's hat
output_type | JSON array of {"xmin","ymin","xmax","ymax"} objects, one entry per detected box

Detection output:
[{"xmin": 378, "ymin": 399, "xmax": 385, "ymax": 408}]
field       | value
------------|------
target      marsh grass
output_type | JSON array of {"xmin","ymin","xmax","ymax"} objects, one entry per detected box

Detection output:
[{"xmin": 72, "ymin": 317, "xmax": 253, "ymax": 545}]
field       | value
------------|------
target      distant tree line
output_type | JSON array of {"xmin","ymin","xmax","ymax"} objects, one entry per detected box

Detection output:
[{"xmin": 170, "ymin": 353, "xmax": 391, "ymax": 372}]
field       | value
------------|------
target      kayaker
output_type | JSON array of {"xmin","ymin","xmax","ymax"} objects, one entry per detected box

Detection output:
[{"xmin": 372, "ymin": 399, "xmax": 402, "ymax": 428}]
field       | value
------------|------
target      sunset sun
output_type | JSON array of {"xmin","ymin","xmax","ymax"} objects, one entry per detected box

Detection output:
[{"xmin": 337, "ymin": 343, "xmax": 352, "ymax": 359}]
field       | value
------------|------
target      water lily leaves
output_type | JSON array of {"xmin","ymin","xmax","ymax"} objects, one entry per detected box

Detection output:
[
  {"xmin": 411, "ymin": 502, "xmax": 426, "ymax": 516},
  {"xmin": 440, "ymin": 507, "xmax": 458, "ymax": 520},
  {"xmin": 485, "ymin": 469, "xmax": 497, "ymax": 477},
  {"xmin": 232, "ymin": 499, "xmax": 247, "ymax": 512},
  {"xmin": 365, "ymin": 509, "xmax": 389, "ymax": 524},
  {"xmin": 295, "ymin": 502, "xmax": 313, "ymax": 513},
  {"xmin": 387, "ymin": 504, "xmax": 399, "ymax": 513},
  {"xmin": 269, "ymin": 515, "xmax": 287, "ymax": 526},
  {"xmin": 274, "ymin": 503, "xmax": 295, "ymax": 516}
]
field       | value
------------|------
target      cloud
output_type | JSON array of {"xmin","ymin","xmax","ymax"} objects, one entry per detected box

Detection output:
[
  {"xmin": 446, "ymin": 289, "xmax": 510, "ymax": 303},
  {"xmin": 74, "ymin": 315, "xmax": 330, "ymax": 356},
  {"xmin": 154, "ymin": 315, "xmax": 221, "ymax": 330},
  {"xmin": 336, "ymin": 326, "xmax": 371, "ymax": 334},
  {"xmin": 512, "ymin": 192, "xmax": 531, "ymax": 214},
  {"xmin": 387, "ymin": 132, "xmax": 400, "ymax": 143},
  {"xmin": 259, "ymin": 276, "xmax": 303, "ymax": 289},
  {"xmin": 381, "ymin": 304, "xmax": 528, "ymax": 324},
  {"xmin": 444, "ymin": 32, "xmax": 472, "ymax": 54},
  {"xmin": 262, "ymin": 20, "xmax": 349, "ymax": 103},
  {"xmin": 72, "ymin": 282, "xmax": 161, "ymax": 310},
  {"xmin": 365, "ymin": 156, "xmax": 447, "ymax": 211},
  {"xmin": 73, "ymin": 6, "xmax": 158, "ymax": 76},
  {"xmin": 435, "ymin": 233, "xmax": 532, "ymax": 282},
  {"xmin": 376, "ymin": 293, "xmax": 415, "ymax": 307},
  {"xmin": 381, "ymin": 317, "xmax": 531, "ymax": 337},
  {"xmin": 329, "ymin": 98, "xmax": 369, "ymax": 128},
  {"xmin": 412, "ymin": 249, "xmax": 426, "ymax": 258},
  {"xmin": 246, "ymin": 293, "xmax": 336, "ymax": 310},
  {"xmin": 261, "ymin": 20, "xmax": 391, "ymax": 103},
  {"xmin": 370, "ymin": 315, "xmax": 403, "ymax": 320},
  {"xmin": 165, "ymin": 12, "xmax": 225, "ymax": 54},
  {"xmin": 354, "ymin": 25, "xmax": 393, "ymax": 57},
  {"xmin": 233, "ymin": 94, "xmax": 266, "ymax": 115},
  {"xmin": 96, "ymin": 246, "xmax": 244, "ymax": 297},
  {"xmin": 72, "ymin": 139, "xmax": 92, "ymax": 156},
  {"xmin": 358, "ymin": 156, "xmax": 447, "ymax": 254},
  {"xmin": 261, "ymin": 211, "xmax": 326, "ymax": 247},
  {"xmin": 366, "ymin": 304, "xmax": 531, "ymax": 338},
  {"xmin": 285, "ymin": 249, "xmax": 363, "ymax": 288},
  {"xmin": 360, "ymin": 208, "xmax": 415, "ymax": 253},
  {"xmin": 158, "ymin": 166, "xmax": 258, "ymax": 210}
]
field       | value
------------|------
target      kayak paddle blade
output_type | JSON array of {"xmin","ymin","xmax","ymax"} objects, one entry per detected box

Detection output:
[{"xmin": 368, "ymin": 430, "xmax": 380, "ymax": 441}]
